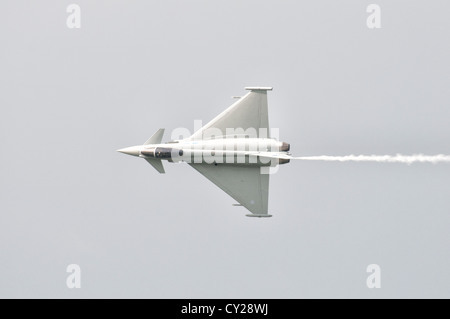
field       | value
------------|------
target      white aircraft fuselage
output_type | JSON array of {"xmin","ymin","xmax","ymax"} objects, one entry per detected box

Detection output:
[{"xmin": 118, "ymin": 138, "xmax": 290, "ymax": 166}]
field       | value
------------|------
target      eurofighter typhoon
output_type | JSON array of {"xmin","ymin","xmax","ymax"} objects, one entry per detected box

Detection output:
[{"xmin": 117, "ymin": 87, "xmax": 294, "ymax": 218}]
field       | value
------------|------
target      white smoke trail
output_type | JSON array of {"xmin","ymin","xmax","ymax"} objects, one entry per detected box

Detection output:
[{"xmin": 295, "ymin": 154, "xmax": 450, "ymax": 165}]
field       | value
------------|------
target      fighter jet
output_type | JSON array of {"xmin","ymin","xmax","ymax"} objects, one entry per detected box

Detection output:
[{"xmin": 117, "ymin": 87, "xmax": 293, "ymax": 217}]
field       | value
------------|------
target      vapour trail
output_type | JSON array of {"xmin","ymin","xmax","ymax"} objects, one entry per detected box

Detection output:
[{"xmin": 294, "ymin": 154, "xmax": 450, "ymax": 165}]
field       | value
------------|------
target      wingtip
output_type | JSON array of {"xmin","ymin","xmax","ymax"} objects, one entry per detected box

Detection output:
[
  {"xmin": 245, "ymin": 87, "xmax": 273, "ymax": 91},
  {"xmin": 246, "ymin": 214, "xmax": 273, "ymax": 218}
]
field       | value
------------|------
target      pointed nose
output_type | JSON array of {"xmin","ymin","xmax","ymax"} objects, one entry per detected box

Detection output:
[{"xmin": 117, "ymin": 146, "xmax": 141, "ymax": 157}]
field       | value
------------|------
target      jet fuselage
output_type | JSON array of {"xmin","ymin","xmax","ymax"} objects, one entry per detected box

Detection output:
[{"xmin": 118, "ymin": 138, "xmax": 290, "ymax": 166}]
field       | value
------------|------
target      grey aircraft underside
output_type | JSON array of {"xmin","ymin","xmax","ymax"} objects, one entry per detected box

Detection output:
[{"xmin": 117, "ymin": 87, "xmax": 294, "ymax": 218}]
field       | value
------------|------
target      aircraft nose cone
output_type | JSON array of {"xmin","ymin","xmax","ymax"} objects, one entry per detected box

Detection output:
[{"xmin": 117, "ymin": 146, "xmax": 141, "ymax": 157}]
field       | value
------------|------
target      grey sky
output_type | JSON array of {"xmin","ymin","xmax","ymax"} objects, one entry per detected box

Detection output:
[{"xmin": 1, "ymin": 0, "xmax": 449, "ymax": 298}]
